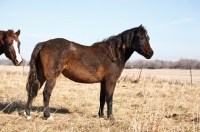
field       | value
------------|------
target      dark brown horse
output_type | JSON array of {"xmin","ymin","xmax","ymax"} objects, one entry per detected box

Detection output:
[
  {"xmin": 24, "ymin": 25, "xmax": 154, "ymax": 120},
  {"xmin": 0, "ymin": 29, "xmax": 22, "ymax": 66}
]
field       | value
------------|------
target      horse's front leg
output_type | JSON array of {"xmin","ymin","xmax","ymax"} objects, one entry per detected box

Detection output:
[
  {"xmin": 106, "ymin": 93, "xmax": 114, "ymax": 119},
  {"xmin": 106, "ymin": 80, "xmax": 116, "ymax": 119},
  {"xmin": 43, "ymin": 78, "xmax": 56, "ymax": 120},
  {"xmin": 99, "ymin": 79, "xmax": 116, "ymax": 119},
  {"xmin": 98, "ymin": 81, "xmax": 106, "ymax": 118}
]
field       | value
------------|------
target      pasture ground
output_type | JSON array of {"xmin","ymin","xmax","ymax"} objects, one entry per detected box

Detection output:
[{"xmin": 0, "ymin": 66, "xmax": 200, "ymax": 132}]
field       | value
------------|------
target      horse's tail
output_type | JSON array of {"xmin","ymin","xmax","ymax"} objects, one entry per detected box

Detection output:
[{"xmin": 26, "ymin": 42, "xmax": 44, "ymax": 98}]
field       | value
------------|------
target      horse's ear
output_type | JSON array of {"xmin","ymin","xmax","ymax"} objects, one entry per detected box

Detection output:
[
  {"xmin": 15, "ymin": 30, "xmax": 20, "ymax": 36},
  {"xmin": 137, "ymin": 24, "xmax": 144, "ymax": 34},
  {"xmin": 138, "ymin": 24, "xmax": 143, "ymax": 30},
  {"xmin": 0, "ymin": 33, "xmax": 4, "ymax": 45},
  {"xmin": 6, "ymin": 30, "xmax": 13, "ymax": 37}
]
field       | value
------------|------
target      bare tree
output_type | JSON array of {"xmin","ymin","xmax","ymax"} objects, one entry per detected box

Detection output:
[
  {"xmin": 125, "ymin": 59, "xmax": 200, "ymax": 69},
  {"xmin": 0, "ymin": 59, "xmax": 29, "ymax": 66}
]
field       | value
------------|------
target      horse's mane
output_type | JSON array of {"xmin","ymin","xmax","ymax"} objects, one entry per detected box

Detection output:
[
  {"xmin": 93, "ymin": 26, "xmax": 147, "ymax": 61},
  {"xmin": 0, "ymin": 30, "xmax": 15, "ymax": 38}
]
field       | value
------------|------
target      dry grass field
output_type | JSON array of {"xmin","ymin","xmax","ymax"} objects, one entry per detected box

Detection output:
[{"xmin": 0, "ymin": 66, "xmax": 200, "ymax": 132}]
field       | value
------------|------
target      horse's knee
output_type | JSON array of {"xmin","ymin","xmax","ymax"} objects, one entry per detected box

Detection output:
[{"xmin": 105, "ymin": 94, "xmax": 113, "ymax": 104}]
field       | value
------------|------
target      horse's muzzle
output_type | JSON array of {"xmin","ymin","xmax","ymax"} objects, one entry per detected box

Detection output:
[
  {"xmin": 145, "ymin": 50, "xmax": 154, "ymax": 59},
  {"xmin": 14, "ymin": 59, "xmax": 23, "ymax": 66}
]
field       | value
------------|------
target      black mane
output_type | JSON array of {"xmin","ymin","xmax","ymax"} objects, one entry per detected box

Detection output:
[{"xmin": 92, "ymin": 27, "xmax": 147, "ymax": 61}]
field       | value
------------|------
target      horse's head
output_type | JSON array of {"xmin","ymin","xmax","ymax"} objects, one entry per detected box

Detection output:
[
  {"xmin": 0, "ymin": 30, "xmax": 23, "ymax": 66},
  {"xmin": 132, "ymin": 25, "xmax": 154, "ymax": 59}
]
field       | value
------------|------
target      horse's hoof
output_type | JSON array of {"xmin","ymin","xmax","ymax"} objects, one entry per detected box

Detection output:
[
  {"xmin": 99, "ymin": 115, "xmax": 104, "ymax": 118},
  {"xmin": 47, "ymin": 116, "xmax": 54, "ymax": 120},
  {"xmin": 26, "ymin": 116, "xmax": 32, "ymax": 120},
  {"xmin": 24, "ymin": 111, "xmax": 31, "ymax": 120},
  {"xmin": 107, "ymin": 115, "xmax": 115, "ymax": 120}
]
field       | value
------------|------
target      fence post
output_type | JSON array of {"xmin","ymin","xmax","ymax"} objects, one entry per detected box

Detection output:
[
  {"xmin": 190, "ymin": 68, "xmax": 192, "ymax": 85},
  {"xmin": 138, "ymin": 65, "xmax": 143, "ymax": 81}
]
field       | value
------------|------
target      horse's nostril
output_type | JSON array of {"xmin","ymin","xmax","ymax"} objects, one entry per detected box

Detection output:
[
  {"xmin": 148, "ymin": 51, "xmax": 154, "ymax": 55},
  {"xmin": 15, "ymin": 59, "xmax": 20, "ymax": 64},
  {"xmin": 147, "ymin": 51, "xmax": 154, "ymax": 57}
]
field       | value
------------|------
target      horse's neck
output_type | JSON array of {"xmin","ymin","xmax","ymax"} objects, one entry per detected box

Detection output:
[
  {"xmin": 121, "ymin": 48, "xmax": 134, "ymax": 63},
  {"xmin": 114, "ymin": 48, "xmax": 133, "ymax": 70}
]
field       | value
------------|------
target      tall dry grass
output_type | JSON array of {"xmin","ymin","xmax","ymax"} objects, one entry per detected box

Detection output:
[{"xmin": 0, "ymin": 66, "xmax": 200, "ymax": 132}]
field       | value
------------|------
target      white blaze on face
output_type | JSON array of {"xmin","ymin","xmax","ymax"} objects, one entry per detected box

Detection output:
[{"xmin": 13, "ymin": 40, "xmax": 22, "ymax": 63}]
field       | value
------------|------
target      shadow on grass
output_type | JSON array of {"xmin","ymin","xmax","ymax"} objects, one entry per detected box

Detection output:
[{"xmin": 0, "ymin": 101, "xmax": 70, "ymax": 115}]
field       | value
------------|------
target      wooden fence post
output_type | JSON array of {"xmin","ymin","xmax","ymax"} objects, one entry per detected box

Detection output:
[
  {"xmin": 133, "ymin": 65, "xmax": 143, "ymax": 83},
  {"xmin": 138, "ymin": 65, "xmax": 143, "ymax": 81},
  {"xmin": 190, "ymin": 68, "xmax": 192, "ymax": 85}
]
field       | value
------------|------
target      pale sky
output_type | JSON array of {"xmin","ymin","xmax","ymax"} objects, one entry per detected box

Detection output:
[{"xmin": 1, "ymin": 0, "xmax": 199, "ymax": 61}]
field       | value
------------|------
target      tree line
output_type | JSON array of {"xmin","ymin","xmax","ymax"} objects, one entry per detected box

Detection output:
[
  {"xmin": 0, "ymin": 59, "xmax": 29, "ymax": 66},
  {"xmin": 125, "ymin": 59, "xmax": 200, "ymax": 69},
  {"xmin": 0, "ymin": 58, "xmax": 200, "ymax": 69}
]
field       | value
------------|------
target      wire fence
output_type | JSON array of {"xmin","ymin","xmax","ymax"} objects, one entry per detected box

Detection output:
[{"xmin": 0, "ymin": 65, "xmax": 199, "ymax": 85}]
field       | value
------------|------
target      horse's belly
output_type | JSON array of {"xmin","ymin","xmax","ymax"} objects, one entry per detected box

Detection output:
[{"xmin": 62, "ymin": 68, "xmax": 103, "ymax": 83}]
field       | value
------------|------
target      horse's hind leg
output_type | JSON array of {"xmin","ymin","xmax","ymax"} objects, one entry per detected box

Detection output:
[
  {"xmin": 25, "ymin": 70, "xmax": 45, "ymax": 119},
  {"xmin": 43, "ymin": 72, "xmax": 60, "ymax": 119}
]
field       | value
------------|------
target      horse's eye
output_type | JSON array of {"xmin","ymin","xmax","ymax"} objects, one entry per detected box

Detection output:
[{"xmin": 140, "ymin": 37, "xmax": 143, "ymax": 40}]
